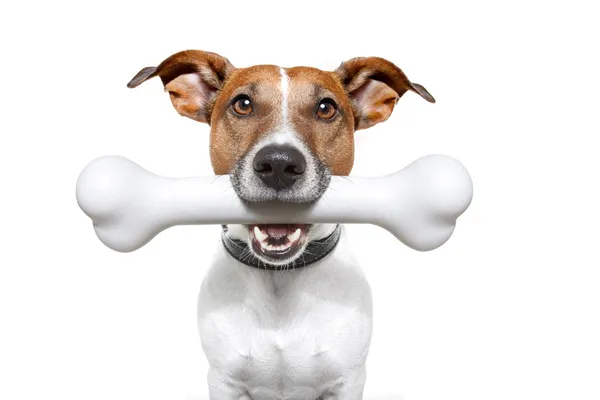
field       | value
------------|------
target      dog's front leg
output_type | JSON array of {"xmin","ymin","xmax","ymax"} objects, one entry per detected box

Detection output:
[
  {"xmin": 207, "ymin": 368, "xmax": 250, "ymax": 400},
  {"xmin": 322, "ymin": 365, "xmax": 366, "ymax": 400}
]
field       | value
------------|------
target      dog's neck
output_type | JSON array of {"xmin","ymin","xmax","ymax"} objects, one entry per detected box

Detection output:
[{"xmin": 221, "ymin": 224, "xmax": 342, "ymax": 270}]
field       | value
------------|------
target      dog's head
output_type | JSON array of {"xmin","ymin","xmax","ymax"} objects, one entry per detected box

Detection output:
[{"xmin": 128, "ymin": 50, "xmax": 434, "ymax": 266}]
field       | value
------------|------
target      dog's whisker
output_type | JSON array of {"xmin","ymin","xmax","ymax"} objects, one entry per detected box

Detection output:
[
  {"xmin": 209, "ymin": 175, "xmax": 229, "ymax": 185},
  {"xmin": 338, "ymin": 175, "xmax": 355, "ymax": 183},
  {"xmin": 324, "ymin": 187, "xmax": 341, "ymax": 196},
  {"xmin": 220, "ymin": 185, "xmax": 235, "ymax": 195}
]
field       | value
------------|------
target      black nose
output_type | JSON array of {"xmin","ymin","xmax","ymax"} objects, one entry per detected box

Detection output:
[{"xmin": 253, "ymin": 145, "xmax": 307, "ymax": 189}]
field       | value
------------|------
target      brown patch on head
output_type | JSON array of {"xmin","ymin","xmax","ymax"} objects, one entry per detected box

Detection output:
[
  {"xmin": 286, "ymin": 67, "xmax": 356, "ymax": 175},
  {"xmin": 128, "ymin": 51, "xmax": 434, "ymax": 179},
  {"xmin": 209, "ymin": 65, "xmax": 282, "ymax": 174}
]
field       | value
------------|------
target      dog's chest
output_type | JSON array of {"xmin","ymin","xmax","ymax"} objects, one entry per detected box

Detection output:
[{"xmin": 198, "ymin": 256, "xmax": 372, "ymax": 398}]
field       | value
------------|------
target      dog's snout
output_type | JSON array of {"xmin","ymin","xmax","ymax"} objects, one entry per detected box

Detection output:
[{"xmin": 253, "ymin": 145, "xmax": 307, "ymax": 189}]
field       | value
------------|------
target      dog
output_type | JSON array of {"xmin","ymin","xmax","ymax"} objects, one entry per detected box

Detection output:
[{"xmin": 127, "ymin": 50, "xmax": 434, "ymax": 400}]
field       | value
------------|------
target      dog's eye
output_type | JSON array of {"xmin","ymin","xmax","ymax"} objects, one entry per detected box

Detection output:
[
  {"xmin": 316, "ymin": 99, "xmax": 337, "ymax": 120},
  {"xmin": 232, "ymin": 95, "xmax": 253, "ymax": 116}
]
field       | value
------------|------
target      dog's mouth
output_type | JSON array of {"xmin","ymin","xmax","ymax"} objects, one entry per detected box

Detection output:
[{"xmin": 248, "ymin": 223, "xmax": 310, "ymax": 263}]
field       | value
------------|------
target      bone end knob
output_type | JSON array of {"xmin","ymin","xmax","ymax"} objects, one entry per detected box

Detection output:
[
  {"xmin": 76, "ymin": 156, "xmax": 157, "ymax": 252},
  {"xmin": 383, "ymin": 154, "xmax": 473, "ymax": 251}
]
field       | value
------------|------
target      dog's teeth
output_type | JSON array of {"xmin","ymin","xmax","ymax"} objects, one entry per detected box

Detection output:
[
  {"xmin": 254, "ymin": 226, "xmax": 269, "ymax": 242},
  {"xmin": 259, "ymin": 241, "xmax": 293, "ymax": 252},
  {"xmin": 288, "ymin": 228, "xmax": 302, "ymax": 243}
]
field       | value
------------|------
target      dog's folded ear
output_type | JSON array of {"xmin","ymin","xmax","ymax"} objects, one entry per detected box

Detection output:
[
  {"xmin": 334, "ymin": 57, "xmax": 434, "ymax": 130},
  {"xmin": 127, "ymin": 50, "xmax": 234, "ymax": 124}
]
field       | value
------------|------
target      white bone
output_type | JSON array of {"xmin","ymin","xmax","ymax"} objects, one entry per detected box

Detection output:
[{"xmin": 76, "ymin": 155, "xmax": 473, "ymax": 253}]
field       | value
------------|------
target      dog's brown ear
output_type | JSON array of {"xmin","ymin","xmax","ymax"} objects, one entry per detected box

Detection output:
[
  {"xmin": 127, "ymin": 50, "xmax": 234, "ymax": 124},
  {"xmin": 334, "ymin": 57, "xmax": 434, "ymax": 130}
]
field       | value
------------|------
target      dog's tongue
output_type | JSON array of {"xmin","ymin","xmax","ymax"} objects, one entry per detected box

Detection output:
[{"xmin": 266, "ymin": 225, "xmax": 289, "ymax": 239}]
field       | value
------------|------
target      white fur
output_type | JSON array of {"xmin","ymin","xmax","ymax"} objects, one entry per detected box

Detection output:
[
  {"xmin": 280, "ymin": 68, "xmax": 290, "ymax": 129},
  {"xmin": 273, "ymin": 68, "xmax": 296, "ymax": 146},
  {"xmin": 198, "ymin": 227, "xmax": 373, "ymax": 399}
]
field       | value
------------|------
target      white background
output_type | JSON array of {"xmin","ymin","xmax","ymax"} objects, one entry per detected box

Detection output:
[{"xmin": 1, "ymin": 1, "xmax": 599, "ymax": 399}]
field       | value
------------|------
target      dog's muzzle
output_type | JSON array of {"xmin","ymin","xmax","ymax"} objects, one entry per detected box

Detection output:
[{"xmin": 230, "ymin": 143, "xmax": 330, "ymax": 204}]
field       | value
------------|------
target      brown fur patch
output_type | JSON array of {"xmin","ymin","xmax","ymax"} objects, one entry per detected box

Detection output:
[
  {"xmin": 285, "ymin": 67, "xmax": 356, "ymax": 175},
  {"xmin": 209, "ymin": 65, "xmax": 282, "ymax": 174}
]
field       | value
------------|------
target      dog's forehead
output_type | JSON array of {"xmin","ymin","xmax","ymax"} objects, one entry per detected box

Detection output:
[
  {"xmin": 222, "ymin": 65, "xmax": 344, "ymax": 98},
  {"xmin": 224, "ymin": 65, "xmax": 280, "ymax": 90},
  {"xmin": 286, "ymin": 66, "xmax": 347, "ymax": 102},
  {"xmin": 286, "ymin": 66, "xmax": 342, "ymax": 89}
]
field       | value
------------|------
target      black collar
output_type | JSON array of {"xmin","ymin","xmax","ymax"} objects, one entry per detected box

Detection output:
[{"xmin": 221, "ymin": 224, "xmax": 342, "ymax": 270}]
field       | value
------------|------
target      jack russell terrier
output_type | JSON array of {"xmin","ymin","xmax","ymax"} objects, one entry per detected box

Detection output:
[{"xmin": 127, "ymin": 50, "xmax": 434, "ymax": 400}]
